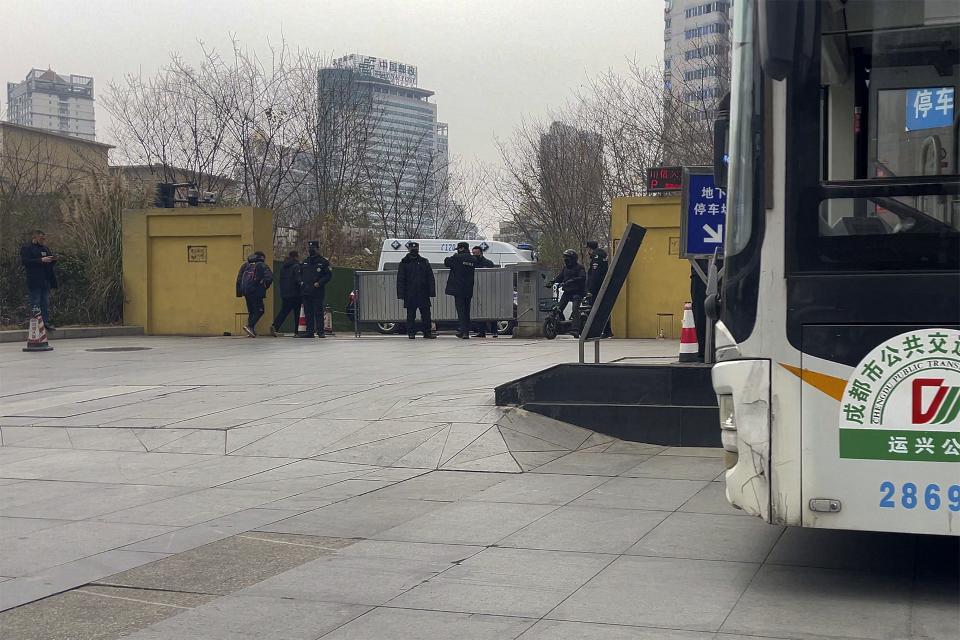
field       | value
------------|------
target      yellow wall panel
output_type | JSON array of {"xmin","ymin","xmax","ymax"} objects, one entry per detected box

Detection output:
[
  {"xmin": 611, "ymin": 197, "xmax": 690, "ymax": 339},
  {"xmin": 123, "ymin": 207, "xmax": 273, "ymax": 336}
]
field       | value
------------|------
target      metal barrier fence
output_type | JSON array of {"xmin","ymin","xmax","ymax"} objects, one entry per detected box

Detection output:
[{"xmin": 354, "ymin": 268, "xmax": 514, "ymax": 331}]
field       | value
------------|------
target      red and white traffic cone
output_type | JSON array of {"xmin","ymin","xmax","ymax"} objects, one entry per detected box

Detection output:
[
  {"xmin": 297, "ymin": 307, "xmax": 307, "ymax": 335},
  {"xmin": 23, "ymin": 306, "xmax": 53, "ymax": 353},
  {"xmin": 678, "ymin": 302, "xmax": 699, "ymax": 363}
]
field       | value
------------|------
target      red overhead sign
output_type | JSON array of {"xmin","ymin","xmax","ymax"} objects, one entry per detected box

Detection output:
[{"xmin": 646, "ymin": 166, "xmax": 683, "ymax": 193}]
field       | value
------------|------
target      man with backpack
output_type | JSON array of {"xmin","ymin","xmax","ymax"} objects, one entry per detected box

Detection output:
[
  {"xmin": 236, "ymin": 251, "xmax": 273, "ymax": 338},
  {"xmin": 297, "ymin": 240, "xmax": 332, "ymax": 339}
]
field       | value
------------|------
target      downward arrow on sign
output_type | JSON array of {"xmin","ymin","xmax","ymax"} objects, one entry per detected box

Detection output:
[{"xmin": 703, "ymin": 224, "xmax": 723, "ymax": 244}]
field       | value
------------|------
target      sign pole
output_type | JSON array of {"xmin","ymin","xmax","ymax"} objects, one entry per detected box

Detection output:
[{"xmin": 679, "ymin": 166, "xmax": 727, "ymax": 365}]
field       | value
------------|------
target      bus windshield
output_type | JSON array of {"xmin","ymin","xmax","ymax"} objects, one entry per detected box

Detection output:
[{"xmin": 791, "ymin": 0, "xmax": 960, "ymax": 271}]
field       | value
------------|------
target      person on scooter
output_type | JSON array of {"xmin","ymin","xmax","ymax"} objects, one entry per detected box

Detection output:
[{"xmin": 550, "ymin": 249, "xmax": 586, "ymax": 336}]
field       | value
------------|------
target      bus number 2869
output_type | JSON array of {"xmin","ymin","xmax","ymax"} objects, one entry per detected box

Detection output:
[{"xmin": 879, "ymin": 482, "xmax": 960, "ymax": 511}]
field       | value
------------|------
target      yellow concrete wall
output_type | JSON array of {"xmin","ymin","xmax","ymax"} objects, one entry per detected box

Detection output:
[
  {"xmin": 610, "ymin": 196, "xmax": 691, "ymax": 339},
  {"xmin": 123, "ymin": 207, "xmax": 274, "ymax": 336}
]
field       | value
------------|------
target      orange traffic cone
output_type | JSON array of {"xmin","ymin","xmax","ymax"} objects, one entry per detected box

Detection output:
[
  {"xmin": 678, "ymin": 302, "xmax": 699, "ymax": 363},
  {"xmin": 23, "ymin": 306, "xmax": 53, "ymax": 352},
  {"xmin": 297, "ymin": 306, "xmax": 307, "ymax": 335}
]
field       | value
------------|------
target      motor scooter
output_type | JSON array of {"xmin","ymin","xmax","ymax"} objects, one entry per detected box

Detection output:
[{"xmin": 542, "ymin": 284, "xmax": 590, "ymax": 340}]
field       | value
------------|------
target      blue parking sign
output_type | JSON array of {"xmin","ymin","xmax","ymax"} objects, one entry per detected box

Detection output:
[
  {"xmin": 905, "ymin": 87, "xmax": 954, "ymax": 132},
  {"xmin": 680, "ymin": 169, "xmax": 726, "ymax": 258}
]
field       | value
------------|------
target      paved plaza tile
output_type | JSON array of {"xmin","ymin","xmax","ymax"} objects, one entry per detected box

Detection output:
[
  {"xmin": 549, "ymin": 555, "xmax": 760, "ymax": 632},
  {"xmin": 1, "ymin": 336, "xmax": 956, "ymax": 640},
  {"xmin": 389, "ymin": 546, "xmax": 614, "ymax": 617}
]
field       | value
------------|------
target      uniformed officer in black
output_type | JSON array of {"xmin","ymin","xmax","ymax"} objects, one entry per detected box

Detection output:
[
  {"xmin": 586, "ymin": 240, "xmax": 612, "ymax": 337},
  {"xmin": 551, "ymin": 249, "xmax": 586, "ymax": 336},
  {"xmin": 444, "ymin": 241, "xmax": 477, "ymax": 339},
  {"xmin": 471, "ymin": 245, "xmax": 497, "ymax": 337},
  {"xmin": 297, "ymin": 241, "xmax": 332, "ymax": 338},
  {"xmin": 397, "ymin": 241, "xmax": 437, "ymax": 339}
]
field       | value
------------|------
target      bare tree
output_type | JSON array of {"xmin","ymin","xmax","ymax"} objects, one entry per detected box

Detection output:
[
  {"xmin": 288, "ymin": 53, "xmax": 380, "ymax": 230},
  {"xmin": 0, "ymin": 124, "xmax": 108, "ymax": 251},
  {"xmin": 105, "ymin": 37, "xmax": 311, "ymax": 221},
  {"xmin": 102, "ymin": 64, "xmax": 233, "ymax": 198},
  {"xmin": 365, "ymin": 128, "xmax": 445, "ymax": 238},
  {"xmin": 181, "ymin": 39, "xmax": 308, "ymax": 217},
  {"xmin": 493, "ymin": 119, "xmax": 606, "ymax": 265},
  {"xmin": 432, "ymin": 159, "xmax": 489, "ymax": 239}
]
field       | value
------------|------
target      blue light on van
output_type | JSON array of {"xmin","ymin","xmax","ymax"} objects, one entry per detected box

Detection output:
[{"xmin": 517, "ymin": 243, "xmax": 533, "ymax": 250}]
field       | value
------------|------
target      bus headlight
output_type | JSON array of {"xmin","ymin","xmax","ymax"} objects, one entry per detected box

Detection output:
[{"xmin": 718, "ymin": 393, "xmax": 738, "ymax": 468}]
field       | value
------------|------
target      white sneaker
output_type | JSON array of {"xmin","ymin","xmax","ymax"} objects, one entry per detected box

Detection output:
[{"xmin": 242, "ymin": 325, "xmax": 256, "ymax": 338}]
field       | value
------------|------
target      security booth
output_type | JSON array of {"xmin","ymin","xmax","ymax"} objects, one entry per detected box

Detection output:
[
  {"xmin": 123, "ymin": 206, "xmax": 274, "ymax": 336},
  {"xmin": 513, "ymin": 264, "xmax": 556, "ymax": 338}
]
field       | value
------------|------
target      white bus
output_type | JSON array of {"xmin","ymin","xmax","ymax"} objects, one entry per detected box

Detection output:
[{"xmin": 712, "ymin": 0, "xmax": 959, "ymax": 535}]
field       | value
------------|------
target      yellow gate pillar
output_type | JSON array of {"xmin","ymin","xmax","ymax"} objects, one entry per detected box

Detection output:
[
  {"xmin": 610, "ymin": 197, "xmax": 690, "ymax": 339},
  {"xmin": 123, "ymin": 207, "xmax": 274, "ymax": 336}
]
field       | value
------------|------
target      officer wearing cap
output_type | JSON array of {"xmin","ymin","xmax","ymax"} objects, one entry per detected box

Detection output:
[
  {"xmin": 443, "ymin": 241, "xmax": 477, "ymax": 339},
  {"xmin": 396, "ymin": 241, "xmax": 437, "ymax": 339},
  {"xmin": 586, "ymin": 240, "xmax": 612, "ymax": 338},
  {"xmin": 471, "ymin": 245, "xmax": 496, "ymax": 338},
  {"xmin": 297, "ymin": 240, "xmax": 332, "ymax": 338}
]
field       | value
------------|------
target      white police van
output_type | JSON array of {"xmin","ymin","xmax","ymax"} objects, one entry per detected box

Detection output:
[{"xmin": 363, "ymin": 239, "xmax": 534, "ymax": 335}]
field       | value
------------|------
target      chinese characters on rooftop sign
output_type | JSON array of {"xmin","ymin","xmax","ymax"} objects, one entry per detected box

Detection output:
[
  {"xmin": 906, "ymin": 87, "xmax": 954, "ymax": 132},
  {"xmin": 333, "ymin": 54, "xmax": 419, "ymax": 88}
]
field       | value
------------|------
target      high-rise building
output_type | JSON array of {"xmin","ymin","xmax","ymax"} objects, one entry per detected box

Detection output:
[
  {"xmin": 663, "ymin": 1, "xmax": 732, "ymax": 111},
  {"xmin": 6, "ymin": 69, "xmax": 96, "ymax": 141},
  {"xmin": 321, "ymin": 54, "xmax": 447, "ymax": 236}
]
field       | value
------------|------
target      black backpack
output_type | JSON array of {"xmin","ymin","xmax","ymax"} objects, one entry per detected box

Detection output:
[{"xmin": 240, "ymin": 262, "xmax": 261, "ymax": 295}]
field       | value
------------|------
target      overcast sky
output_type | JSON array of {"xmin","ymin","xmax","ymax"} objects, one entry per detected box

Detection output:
[{"xmin": 5, "ymin": 0, "xmax": 662, "ymax": 168}]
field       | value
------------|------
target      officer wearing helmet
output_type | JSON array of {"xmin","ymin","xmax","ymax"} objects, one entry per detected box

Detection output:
[{"xmin": 550, "ymin": 249, "xmax": 586, "ymax": 335}]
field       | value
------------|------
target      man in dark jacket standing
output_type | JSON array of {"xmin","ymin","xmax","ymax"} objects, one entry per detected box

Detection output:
[
  {"xmin": 471, "ymin": 245, "xmax": 497, "ymax": 338},
  {"xmin": 20, "ymin": 230, "xmax": 58, "ymax": 330},
  {"xmin": 236, "ymin": 251, "xmax": 273, "ymax": 337},
  {"xmin": 270, "ymin": 250, "xmax": 301, "ymax": 336},
  {"xmin": 297, "ymin": 240, "xmax": 332, "ymax": 339},
  {"xmin": 585, "ymin": 240, "xmax": 612, "ymax": 338},
  {"xmin": 444, "ymin": 242, "xmax": 477, "ymax": 339},
  {"xmin": 551, "ymin": 249, "xmax": 586, "ymax": 336},
  {"xmin": 585, "ymin": 240, "xmax": 608, "ymax": 299},
  {"xmin": 396, "ymin": 241, "xmax": 437, "ymax": 339}
]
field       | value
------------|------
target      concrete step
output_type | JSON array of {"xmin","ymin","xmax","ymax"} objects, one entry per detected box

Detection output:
[
  {"xmin": 0, "ymin": 326, "xmax": 144, "ymax": 343},
  {"xmin": 495, "ymin": 363, "xmax": 717, "ymax": 407},
  {"xmin": 522, "ymin": 402, "xmax": 720, "ymax": 447}
]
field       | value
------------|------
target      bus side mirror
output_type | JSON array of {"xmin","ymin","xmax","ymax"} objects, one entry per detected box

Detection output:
[
  {"xmin": 758, "ymin": 0, "xmax": 799, "ymax": 80},
  {"xmin": 758, "ymin": 0, "xmax": 816, "ymax": 81},
  {"xmin": 713, "ymin": 94, "xmax": 730, "ymax": 189}
]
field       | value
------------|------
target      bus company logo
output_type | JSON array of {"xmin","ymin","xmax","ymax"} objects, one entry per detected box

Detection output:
[
  {"xmin": 838, "ymin": 328, "xmax": 960, "ymax": 463},
  {"xmin": 913, "ymin": 379, "xmax": 960, "ymax": 426}
]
